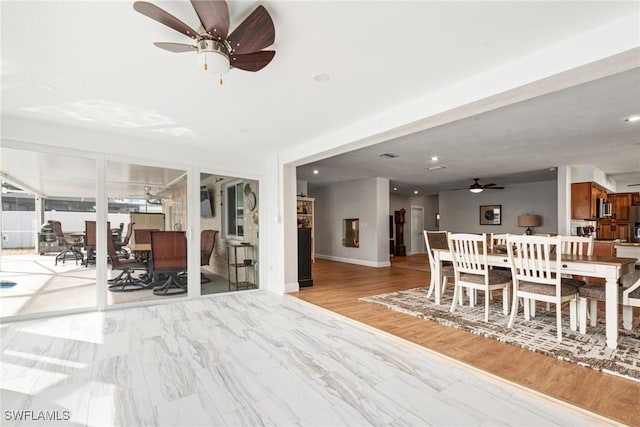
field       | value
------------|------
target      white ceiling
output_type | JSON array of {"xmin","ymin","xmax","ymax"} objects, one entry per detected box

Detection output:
[{"xmin": 2, "ymin": 1, "xmax": 640, "ymax": 196}]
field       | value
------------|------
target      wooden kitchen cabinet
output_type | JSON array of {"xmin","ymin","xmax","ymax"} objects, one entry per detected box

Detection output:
[
  {"xmin": 633, "ymin": 192, "xmax": 640, "ymax": 206},
  {"xmin": 597, "ymin": 222, "xmax": 630, "ymax": 241},
  {"xmin": 571, "ymin": 182, "xmax": 607, "ymax": 220},
  {"xmin": 610, "ymin": 193, "xmax": 632, "ymax": 221}
]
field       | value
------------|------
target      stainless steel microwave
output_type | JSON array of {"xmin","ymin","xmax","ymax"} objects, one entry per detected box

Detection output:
[{"xmin": 597, "ymin": 198, "xmax": 612, "ymax": 218}]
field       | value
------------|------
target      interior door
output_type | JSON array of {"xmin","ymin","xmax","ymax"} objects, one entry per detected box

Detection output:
[{"xmin": 410, "ymin": 206, "xmax": 425, "ymax": 254}]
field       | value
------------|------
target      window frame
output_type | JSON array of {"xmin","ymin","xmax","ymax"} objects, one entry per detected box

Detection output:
[{"xmin": 224, "ymin": 179, "xmax": 244, "ymax": 240}]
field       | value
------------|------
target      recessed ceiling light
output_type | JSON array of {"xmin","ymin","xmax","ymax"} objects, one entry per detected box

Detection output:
[
  {"xmin": 239, "ymin": 128, "xmax": 250, "ymax": 133},
  {"xmin": 313, "ymin": 73, "xmax": 330, "ymax": 83},
  {"xmin": 393, "ymin": 187, "xmax": 398, "ymax": 191},
  {"xmin": 313, "ymin": 169, "xmax": 319, "ymax": 174},
  {"xmin": 431, "ymin": 156, "xmax": 438, "ymax": 161},
  {"xmin": 426, "ymin": 165, "xmax": 447, "ymax": 171},
  {"xmin": 625, "ymin": 115, "xmax": 640, "ymax": 123},
  {"xmin": 549, "ymin": 167, "xmax": 556, "ymax": 171},
  {"xmin": 414, "ymin": 190, "xmax": 418, "ymax": 194}
]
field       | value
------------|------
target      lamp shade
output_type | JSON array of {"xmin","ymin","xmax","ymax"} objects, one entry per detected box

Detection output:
[{"xmin": 517, "ymin": 215, "xmax": 541, "ymax": 227}]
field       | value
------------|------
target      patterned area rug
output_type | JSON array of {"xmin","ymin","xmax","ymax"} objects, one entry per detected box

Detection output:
[
  {"xmin": 391, "ymin": 256, "xmax": 429, "ymax": 272},
  {"xmin": 360, "ymin": 287, "xmax": 640, "ymax": 382}
]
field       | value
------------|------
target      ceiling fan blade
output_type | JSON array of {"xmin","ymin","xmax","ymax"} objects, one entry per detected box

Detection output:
[
  {"xmin": 628, "ymin": 183, "xmax": 640, "ymax": 186},
  {"xmin": 227, "ymin": 5, "xmax": 275, "ymax": 55},
  {"xmin": 191, "ymin": 0, "xmax": 230, "ymax": 39},
  {"xmin": 133, "ymin": 1, "xmax": 199, "ymax": 40},
  {"xmin": 484, "ymin": 186, "xmax": 505, "ymax": 190},
  {"xmin": 482, "ymin": 183, "xmax": 497, "ymax": 187},
  {"xmin": 154, "ymin": 42, "xmax": 197, "ymax": 53},
  {"xmin": 231, "ymin": 50, "xmax": 275, "ymax": 72}
]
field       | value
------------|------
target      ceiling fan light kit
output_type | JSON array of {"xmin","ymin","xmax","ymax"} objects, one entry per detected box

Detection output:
[
  {"xmin": 197, "ymin": 39, "xmax": 230, "ymax": 75},
  {"xmin": 133, "ymin": 0, "xmax": 276, "ymax": 85},
  {"xmin": 451, "ymin": 178, "xmax": 505, "ymax": 193}
]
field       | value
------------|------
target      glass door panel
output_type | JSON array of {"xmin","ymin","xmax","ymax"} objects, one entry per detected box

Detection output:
[
  {"xmin": 0, "ymin": 147, "xmax": 96, "ymax": 318},
  {"xmin": 199, "ymin": 173, "xmax": 259, "ymax": 296},
  {"xmin": 106, "ymin": 160, "xmax": 188, "ymax": 305}
]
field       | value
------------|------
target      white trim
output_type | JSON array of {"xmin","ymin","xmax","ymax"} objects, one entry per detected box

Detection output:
[
  {"xmin": 315, "ymin": 253, "xmax": 391, "ymax": 268},
  {"xmin": 284, "ymin": 281, "xmax": 299, "ymax": 293}
]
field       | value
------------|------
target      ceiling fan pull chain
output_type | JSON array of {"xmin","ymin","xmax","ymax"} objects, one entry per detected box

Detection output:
[{"xmin": 219, "ymin": 76, "xmax": 223, "ymax": 85}]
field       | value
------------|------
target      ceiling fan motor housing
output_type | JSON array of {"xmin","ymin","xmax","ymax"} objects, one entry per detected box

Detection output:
[{"xmin": 197, "ymin": 39, "xmax": 230, "ymax": 74}]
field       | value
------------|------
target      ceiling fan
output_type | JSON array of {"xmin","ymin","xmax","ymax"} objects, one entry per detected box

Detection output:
[
  {"xmin": 451, "ymin": 178, "xmax": 505, "ymax": 193},
  {"xmin": 130, "ymin": 186, "xmax": 167, "ymax": 204},
  {"xmin": 133, "ymin": 0, "xmax": 276, "ymax": 82}
]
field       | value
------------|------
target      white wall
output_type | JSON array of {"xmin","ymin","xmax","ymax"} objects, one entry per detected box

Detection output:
[
  {"xmin": 310, "ymin": 177, "xmax": 390, "ymax": 267},
  {"xmin": 439, "ymin": 180, "xmax": 557, "ymax": 235}
]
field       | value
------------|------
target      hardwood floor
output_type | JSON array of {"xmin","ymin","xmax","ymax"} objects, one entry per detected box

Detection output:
[{"xmin": 291, "ymin": 257, "xmax": 640, "ymax": 426}]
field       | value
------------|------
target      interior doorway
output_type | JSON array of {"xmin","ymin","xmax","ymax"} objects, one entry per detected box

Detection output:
[{"xmin": 410, "ymin": 205, "xmax": 425, "ymax": 254}]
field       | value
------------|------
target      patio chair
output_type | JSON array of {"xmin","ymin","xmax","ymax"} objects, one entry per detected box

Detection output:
[
  {"xmin": 200, "ymin": 229, "xmax": 218, "ymax": 284},
  {"xmin": 107, "ymin": 226, "xmax": 148, "ymax": 292},
  {"xmin": 150, "ymin": 231, "xmax": 187, "ymax": 296},
  {"xmin": 52, "ymin": 220, "xmax": 84, "ymax": 266}
]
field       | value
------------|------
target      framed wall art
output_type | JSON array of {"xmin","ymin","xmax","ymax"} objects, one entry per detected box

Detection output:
[{"xmin": 480, "ymin": 205, "xmax": 502, "ymax": 225}]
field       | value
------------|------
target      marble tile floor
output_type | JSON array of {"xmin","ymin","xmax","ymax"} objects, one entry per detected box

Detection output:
[{"xmin": 0, "ymin": 290, "xmax": 616, "ymax": 426}]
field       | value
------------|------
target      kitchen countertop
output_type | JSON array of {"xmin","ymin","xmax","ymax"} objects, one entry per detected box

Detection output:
[{"xmin": 615, "ymin": 242, "xmax": 640, "ymax": 247}]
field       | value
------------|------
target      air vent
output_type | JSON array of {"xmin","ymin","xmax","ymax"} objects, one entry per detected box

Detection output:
[
  {"xmin": 427, "ymin": 165, "xmax": 447, "ymax": 171},
  {"xmin": 378, "ymin": 153, "xmax": 399, "ymax": 159}
]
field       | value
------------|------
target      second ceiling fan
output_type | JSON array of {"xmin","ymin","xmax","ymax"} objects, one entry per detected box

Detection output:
[
  {"xmin": 133, "ymin": 0, "xmax": 276, "ymax": 82},
  {"xmin": 451, "ymin": 178, "xmax": 505, "ymax": 193}
]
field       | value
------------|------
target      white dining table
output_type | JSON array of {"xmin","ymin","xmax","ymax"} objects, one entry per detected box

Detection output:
[{"xmin": 431, "ymin": 248, "xmax": 637, "ymax": 350}]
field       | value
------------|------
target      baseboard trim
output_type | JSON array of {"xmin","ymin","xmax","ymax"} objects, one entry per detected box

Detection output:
[
  {"xmin": 284, "ymin": 281, "xmax": 300, "ymax": 293},
  {"xmin": 315, "ymin": 254, "xmax": 390, "ymax": 268}
]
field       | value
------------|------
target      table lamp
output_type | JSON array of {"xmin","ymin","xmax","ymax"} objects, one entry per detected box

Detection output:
[{"xmin": 518, "ymin": 214, "xmax": 541, "ymax": 235}]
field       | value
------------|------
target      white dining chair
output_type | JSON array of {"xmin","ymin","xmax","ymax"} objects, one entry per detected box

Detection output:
[
  {"xmin": 557, "ymin": 235, "xmax": 599, "ymax": 333},
  {"xmin": 490, "ymin": 233, "xmax": 508, "ymax": 250},
  {"xmin": 448, "ymin": 233, "xmax": 510, "ymax": 322},
  {"xmin": 507, "ymin": 234, "xmax": 578, "ymax": 342},
  {"xmin": 423, "ymin": 230, "xmax": 454, "ymax": 299},
  {"xmin": 622, "ymin": 270, "xmax": 640, "ymax": 331}
]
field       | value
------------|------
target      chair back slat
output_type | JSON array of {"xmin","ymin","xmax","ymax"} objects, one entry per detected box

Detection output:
[
  {"xmin": 448, "ymin": 233, "xmax": 487, "ymax": 276},
  {"xmin": 490, "ymin": 233, "xmax": 508, "ymax": 249},
  {"xmin": 507, "ymin": 234, "xmax": 561, "ymax": 286},
  {"xmin": 560, "ymin": 235, "xmax": 594, "ymax": 256}
]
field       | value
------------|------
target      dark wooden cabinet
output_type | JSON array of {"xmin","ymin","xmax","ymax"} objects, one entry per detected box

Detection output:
[
  {"xmin": 597, "ymin": 221, "xmax": 630, "ymax": 241},
  {"xmin": 610, "ymin": 193, "xmax": 632, "ymax": 221},
  {"xmin": 571, "ymin": 182, "xmax": 607, "ymax": 220},
  {"xmin": 298, "ymin": 228, "xmax": 313, "ymax": 287}
]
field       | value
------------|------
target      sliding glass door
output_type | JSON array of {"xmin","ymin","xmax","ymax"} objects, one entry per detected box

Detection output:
[
  {"xmin": 106, "ymin": 160, "xmax": 188, "ymax": 306},
  {"xmin": 0, "ymin": 147, "xmax": 97, "ymax": 318}
]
